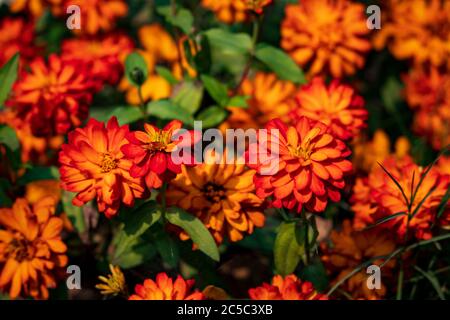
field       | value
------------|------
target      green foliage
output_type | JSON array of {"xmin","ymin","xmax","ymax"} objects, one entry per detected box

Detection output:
[
  {"xmin": 157, "ymin": 6, "xmax": 194, "ymax": 35},
  {"xmin": 62, "ymin": 191, "xmax": 86, "ymax": 234},
  {"xmin": 125, "ymin": 52, "xmax": 148, "ymax": 87},
  {"xmin": 172, "ymin": 80, "xmax": 204, "ymax": 114},
  {"xmin": 147, "ymin": 99, "xmax": 194, "ymax": 124},
  {"xmin": 0, "ymin": 125, "xmax": 19, "ymax": 151},
  {"xmin": 196, "ymin": 106, "xmax": 229, "ymax": 129},
  {"xmin": 0, "ymin": 53, "xmax": 19, "ymax": 107},
  {"xmin": 274, "ymin": 221, "xmax": 304, "ymax": 276}
]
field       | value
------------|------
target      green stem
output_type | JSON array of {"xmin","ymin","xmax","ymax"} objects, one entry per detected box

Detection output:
[
  {"xmin": 396, "ymin": 258, "xmax": 404, "ymax": 300},
  {"xmin": 138, "ymin": 85, "xmax": 146, "ymax": 116},
  {"xmin": 301, "ymin": 210, "xmax": 310, "ymax": 265}
]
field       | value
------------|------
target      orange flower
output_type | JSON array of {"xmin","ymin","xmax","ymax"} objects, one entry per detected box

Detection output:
[
  {"xmin": 373, "ymin": 0, "xmax": 450, "ymax": 68},
  {"xmin": 61, "ymin": 34, "xmax": 134, "ymax": 86},
  {"xmin": 244, "ymin": 0, "xmax": 272, "ymax": 14},
  {"xmin": 121, "ymin": 120, "xmax": 195, "ymax": 190},
  {"xmin": 58, "ymin": 117, "xmax": 146, "ymax": 218},
  {"xmin": 0, "ymin": 110, "xmax": 64, "ymax": 164},
  {"xmin": 166, "ymin": 150, "xmax": 265, "ymax": 244},
  {"xmin": 201, "ymin": 0, "xmax": 248, "ymax": 24},
  {"xmin": 321, "ymin": 220, "xmax": 396, "ymax": 300},
  {"xmin": 10, "ymin": 0, "xmax": 61, "ymax": 17},
  {"xmin": 129, "ymin": 273, "xmax": 204, "ymax": 300},
  {"xmin": 7, "ymin": 54, "xmax": 99, "ymax": 137},
  {"xmin": 289, "ymin": 77, "xmax": 367, "ymax": 140},
  {"xmin": 25, "ymin": 180, "xmax": 61, "ymax": 205},
  {"xmin": 351, "ymin": 155, "xmax": 449, "ymax": 240},
  {"xmin": 352, "ymin": 130, "xmax": 410, "ymax": 172},
  {"xmin": 435, "ymin": 156, "xmax": 450, "ymax": 228},
  {"xmin": 0, "ymin": 18, "xmax": 39, "ymax": 67},
  {"xmin": 281, "ymin": 0, "xmax": 371, "ymax": 78},
  {"xmin": 403, "ymin": 66, "xmax": 450, "ymax": 150},
  {"xmin": 249, "ymin": 275, "xmax": 328, "ymax": 300},
  {"xmin": 248, "ymin": 117, "xmax": 353, "ymax": 213},
  {"xmin": 54, "ymin": 0, "xmax": 128, "ymax": 35},
  {"xmin": 221, "ymin": 72, "xmax": 297, "ymax": 130},
  {"xmin": 0, "ymin": 197, "xmax": 68, "ymax": 299}
]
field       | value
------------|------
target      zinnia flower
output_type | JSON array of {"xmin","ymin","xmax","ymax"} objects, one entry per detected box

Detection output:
[
  {"xmin": 248, "ymin": 117, "xmax": 353, "ymax": 213},
  {"xmin": 0, "ymin": 18, "xmax": 39, "ymax": 67},
  {"xmin": 289, "ymin": 77, "xmax": 367, "ymax": 140},
  {"xmin": 121, "ymin": 120, "xmax": 195, "ymax": 190},
  {"xmin": 166, "ymin": 150, "xmax": 265, "ymax": 244},
  {"xmin": 403, "ymin": 66, "xmax": 450, "ymax": 150},
  {"xmin": 7, "ymin": 54, "xmax": 99, "ymax": 137},
  {"xmin": 351, "ymin": 155, "xmax": 449, "ymax": 240},
  {"xmin": 58, "ymin": 117, "xmax": 146, "ymax": 218},
  {"xmin": 0, "ymin": 197, "xmax": 68, "ymax": 299},
  {"xmin": 61, "ymin": 34, "xmax": 134, "ymax": 86},
  {"xmin": 201, "ymin": 0, "xmax": 248, "ymax": 24},
  {"xmin": 373, "ymin": 0, "xmax": 450, "ymax": 68},
  {"xmin": 249, "ymin": 275, "xmax": 328, "ymax": 300},
  {"xmin": 25, "ymin": 180, "xmax": 61, "ymax": 205},
  {"xmin": 10, "ymin": 0, "xmax": 60, "ymax": 17},
  {"xmin": 221, "ymin": 72, "xmax": 296, "ymax": 130},
  {"xmin": 96, "ymin": 264, "xmax": 127, "ymax": 297},
  {"xmin": 281, "ymin": 0, "xmax": 371, "ymax": 78},
  {"xmin": 129, "ymin": 272, "xmax": 204, "ymax": 300},
  {"xmin": 321, "ymin": 220, "xmax": 396, "ymax": 300}
]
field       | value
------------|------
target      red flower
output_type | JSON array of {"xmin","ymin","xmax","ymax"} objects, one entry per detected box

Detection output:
[
  {"xmin": 249, "ymin": 275, "xmax": 328, "ymax": 300},
  {"xmin": 121, "ymin": 120, "xmax": 195, "ymax": 189},
  {"xmin": 129, "ymin": 273, "xmax": 204, "ymax": 300},
  {"xmin": 247, "ymin": 117, "xmax": 352, "ymax": 213},
  {"xmin": 59, "ymin": 117, "xmax": 146, "ymax": 218},
  {"xmin": 7, "ymin": 54, "xmax": 99, "ymax": 136},
  {"xmin": 289, "ymin": 77, "xmax": 367, "ymax": 141}
]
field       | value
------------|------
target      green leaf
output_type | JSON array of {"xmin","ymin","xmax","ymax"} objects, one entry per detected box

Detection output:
[
  {"xmin": 274, "ymin": 221, "xmax": 303, "ymax": 276},
  {"xmin": 0, "ymin": 53, "xmax": 20, "ymax": 107},
  {"xmin": 155, "ymin": 66, "xmax": 178, "ymax": 85},
  {"xmin": 114, "ymin": 201, "xmax": 162, "ymax": 259},
  {"xmin": 61, "ymin": 190, "xmax": 86, "ymax": 234},
  {"xmin": 196, "ymin": 106, "xmax": 228, "ymax": 129},
  {"xmin": 200, "ymin": 74, "xmax": 229, "ymax": 107},
  {"xmin": 299, "ymin": 260, "xmax": 329, "ymax": 292},
  {"xmin": 255, "ymin": 43, "xmax": 305, "ymax": 84},
  {"xmin": 171, "ymin": 81, "xmax": 204, "ymax": 114},
  {"xmin": 0, "ymin": 125, "xmax": 19, "ymax": 151},
  {"xmin": 115, "ymin": 242, "xmax": 157, "ymax": 269},
  {"xmin": 194, "ymin": 36, "xmax": 212, "ymax": 74},
  {"xmin": 91, "ymin": 105, "xmax": 143, "ymax": 125},
  {"xmin": 0, "ymin": 178, "xmax": 12, "ymax": 207},
  {"xmin": 227, "ymin": 95, "xmax": 249, "ymax": 108},
  {"xmin": 147, "ymin": 99, "xmax": 194, "ymax": 125},
  {"xmin": 154, "ymin": 232, "xmax": 180, "ymax": 268},
  {"xmin": 165, "ymin": 207, "xmax": 220, "ymax": 262},
  {"xmin": 17, "ymin": 166, "xmax": 60, "ymax": 185},
  {"xmin": 413, "ymin": 266, "xmax": 445, "ymax": 300},
  {"xmin": 204, "ymin": 29, "xmax": 252, "ymax": 54},
  {"xmin": 157, "ymin": 6, "xmax": 194, "ymax": 35},
  {"xmin": 125, "ymin": 52, "xmax": 148, "ymax": 87}
]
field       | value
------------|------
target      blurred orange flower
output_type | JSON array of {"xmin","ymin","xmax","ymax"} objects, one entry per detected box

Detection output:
[
  {"xmin": 352, "ymin": 130, "xmax": 410, "ymax": 172},
  {"xmin": 0, "ymin": 18, "xmax": 39, "ymax": 67},
  {"xmin": 7, "ymin": 54, "xmax": 99, "ymax": 137},
  {"xmin": 166, "ymin": 150, "xmax": 265, "ymax": 244},
  {"xmin": 25, "ymin": 180, "xmax": 61, "ymax": 205},
  {"xmin": 289, "ymin": 77, "xmax": 367, "ymax": 140},
  {"xmin": 129, "ymin": 273, "xmax": 204, "ymax": 300},
  {"xmin": 352, "ymin": 156, "xmax": 449, "ymax": 240},
  {"xmin": 10, "ymin": 0, "xmax": 60, "ymax": 17},
  {"xmin": 0, "ymin": 197, "xmax": 68, "ymax": 299},
  {"xmin": 221, "ymin": 72, "xmax": 296, "ymax": 130},
  {"xmin": 435, "ymin": 156, "xmax": 450, "ymax": 228},
  {"xmin": 403, "ymin": 66, "xmax": 450, "ymax": 150},
  {"xmin": 248, "ymin": 117, "xmax": 352, "ymax": 213},
  {"xmin": 201, "ymin": 0, "xmax": 248, "ymax": 24},
  {"xmin": 281, "ymin": 0, "xmax": 371, "ymax": 78},
  {"xmin": 321, "ymin": 220, "xmax": 396, "ymax": 300},
  {"xmin": 373, "ymin": 0, "xmax": 450, "ymax": 68},
  {"xmin": 61, "ymin": 34, "xmax": 134, "ymax": 86},
  {"xmin": 249, "ymin": 275, "xmax": 328, "ymax": 300},
  {"xmin": 122, "ymin": 120, "xmax": 195, "ymax": 190},
  {"xmin": 59, "ymin": 117, "xmax": 146, "ymax": 218}
]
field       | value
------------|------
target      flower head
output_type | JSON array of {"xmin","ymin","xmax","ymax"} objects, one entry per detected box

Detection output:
[
  {"xmin": 351, "ymin": 156, "xmax": 449, "ymax": 240},
  {"xmin": 129, "ymin": 273, "xmax": 204, "ymax": 300},
  {"xmin": 0, "ymin": 197, "xmax": 68, "ymax": 299},
  {"xmin": 7, "ymin": 54, "xmax": 99, "ymax": 137},
  {"xmin": 166, "ymin": 150, "xmax": 265, "ymax": 244},
  {"xmin": 61, "ymin": 34, "xmax": 134, "ymax": 86},
  {"xmin": 289, "ymin": 77, "xmax": 367, "ymax": 140},
  {"xmin": 201, "ymin": 0, "xmax": 248, "ymax": 24},
  {"xmin": 59, "ymin": 117, "xmax": 146, "ymax": 218},
  {"xmin": 10, "ymin": 0, "xmax": 60, "ymax": 17},
  {"xmin": 281, "ymin": 0, "xmax": 371, "ymax": 78},
  {"xmin": 248, "ymin": 117, "xmax": 352, "ymax": 213},
  {"xmin": 374, "ymin": 0, "xmax": 450, "ymax": 68},
  {"xmin": 249, "ymin": 275, "xmax": 328, "ymax": 300},
  {"xmin": 121, "ymin": 120, "xmax": 195, "ymax": 190},
  {"xmin": 321, "ymin": 220, "xmax": 396, "ymax": 300},
  {"xmin": 96, "ymin": 264, "xmax": 127, "ymax": 297}
]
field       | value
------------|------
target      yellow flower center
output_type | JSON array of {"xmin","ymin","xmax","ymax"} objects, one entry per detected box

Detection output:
[
  {"xmin": 203, "ymin": 183, "xmax": 226, "ymax": 203},
  {"xmin": 147, "ymin": 131, "xmax": 171, "ymax": 152},
  {"xmin": 101, "ymin": 153, "xmax": 118, "ymax": 173},
  {"xmin": 8, "ymin": 237, "xmax": 34, "ymax": 262},
  {"xmin": 288, "ymin": 140, "xmax": 314, "ymax": 161}
]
